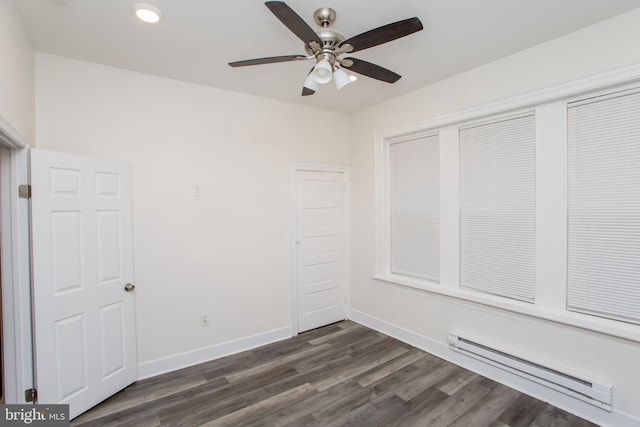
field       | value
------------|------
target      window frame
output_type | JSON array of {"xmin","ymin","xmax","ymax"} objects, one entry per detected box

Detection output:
[
  {"xmin": 374, "ymin": 64, "xmax": 640, "ymax": 343},
  {"xmin": 458, "ymin": 111, "xmax": 537, "ymax": 303},
  {"xmin": 566, "ymin": 86, "xmax": 640, "ymax": 325},
  {"xmin": 376, "ymin": 130, "xmax": 442, "ymax": 288},
  {"xmin": 388, "ymin": 131, "xmax": 441, "ymax": 282}
]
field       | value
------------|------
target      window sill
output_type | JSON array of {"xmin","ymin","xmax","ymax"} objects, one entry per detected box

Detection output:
[{"xmin": 373, "ymin": 274, "xmax": 640, "ymax": 344}]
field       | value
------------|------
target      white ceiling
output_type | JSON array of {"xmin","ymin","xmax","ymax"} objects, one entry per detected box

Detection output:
[{"xmin": 14, "ymin": 0, "xmax": 640, "ymax": 113}]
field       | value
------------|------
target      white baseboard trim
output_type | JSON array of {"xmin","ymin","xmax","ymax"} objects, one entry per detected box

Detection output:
[
  {"xmin": 137, "ymin": 326, "xmax": 292, "ymax": 380},
  {"xmin": 349, "ymin": 309, "xmax": 639, "ymax": 427}
]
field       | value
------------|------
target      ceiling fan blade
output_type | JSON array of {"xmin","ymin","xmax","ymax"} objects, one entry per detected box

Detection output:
[
  {"xmin": 340, "ymin": 17, "xmax": 423, "ymax": 53},
  {"xmin": 228, "ymin": 55, "xmax": 308, "ymax": 67},
  {"xmin": 343, "ymin": 58, "xmax": 401, "ymax": 83},
  {"xmin": 265, "ymin": 1, "xmax": 322, "ymax": 45}
]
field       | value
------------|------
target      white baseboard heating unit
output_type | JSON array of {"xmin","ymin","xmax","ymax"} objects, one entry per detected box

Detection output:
[{"xmin": 448, "ymin": 331, "xmax": 612, "ymax": 411}]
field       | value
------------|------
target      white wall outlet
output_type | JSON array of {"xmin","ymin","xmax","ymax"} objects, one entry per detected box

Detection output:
[{"xmin": 200, "ymin": 312, "xmax": 209, "ymax": 327}]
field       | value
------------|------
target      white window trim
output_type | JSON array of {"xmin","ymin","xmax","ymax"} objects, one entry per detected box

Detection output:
[
  {"xmin": 377, "ymin": 130, "xmax": 441, "ymax": 283},
  {"xmin": 375, "ymin": 62, "xmax": 640, "ymax": 344}
]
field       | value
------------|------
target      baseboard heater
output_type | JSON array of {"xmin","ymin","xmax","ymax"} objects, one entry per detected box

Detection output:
[{"xmin": 448, "ymin": 331, "xmax": 612, "ymax": 411}]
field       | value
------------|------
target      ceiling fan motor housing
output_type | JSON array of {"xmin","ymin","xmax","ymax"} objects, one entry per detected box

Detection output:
[
  {"xmin": 314, "ymin": 7, "xmax": 336, "ymax": 27},
  {"xmin": 311, "ymin": 7, "xmax": 345, "ymax": 66},
  {"xmin": 317, "ymin": 27, "xmax": 345, "ymax": 47}
]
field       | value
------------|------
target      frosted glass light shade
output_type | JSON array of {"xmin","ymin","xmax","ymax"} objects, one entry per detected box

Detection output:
[
  {"xmin": 313, "ymin": 59, "xmax": 333, "ymax": 84},
  {"xmin": 333, "ymin": 68, "xmax": 353, "ymax": 90},
  {"xmin": 303, "ymin": 73, "xmax": 320, "ymax": 91}
]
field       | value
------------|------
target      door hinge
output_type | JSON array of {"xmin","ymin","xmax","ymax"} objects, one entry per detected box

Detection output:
[
  {"xmin": 18, "ymin": 184, "xmax": 32, "ymax": 199},
  {"xmin": 25, "ymin": 388, "xmax": 38, "ymax": 402}
]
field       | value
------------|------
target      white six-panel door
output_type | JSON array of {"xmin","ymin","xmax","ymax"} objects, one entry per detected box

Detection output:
[
  {"xmin": 295, "ymin": 170, "xmax": 347, "ymax": 332},
  {"xmin": 30, "ymin": 149, "xmax": 137, "ymax": 419}
]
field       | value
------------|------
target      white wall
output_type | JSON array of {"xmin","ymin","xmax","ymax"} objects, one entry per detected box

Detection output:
[
  {"xmin": 35, "ymin": 53, "xmax": 351, "ymax": 370},
  {"xmin": 0, "ymin": 0, "xmax": 34, "ymax": 145},
  {"xmin": 350, "ymin": 7, "xmax": 640, "ymax": 425}
]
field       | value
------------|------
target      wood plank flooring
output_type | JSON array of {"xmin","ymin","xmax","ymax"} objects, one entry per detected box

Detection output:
[{"xmin": 71, "ymin": 321, "xmax": 598, "ymax": 427}]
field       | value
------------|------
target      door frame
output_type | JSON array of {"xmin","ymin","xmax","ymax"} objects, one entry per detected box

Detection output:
[
  {"xmin": 289, "ymin": 162, "xmax": 351, "ymax": 336},
  {"xmin": 0, "ymin": 116, "xmax": 33, "ymax": 404}
]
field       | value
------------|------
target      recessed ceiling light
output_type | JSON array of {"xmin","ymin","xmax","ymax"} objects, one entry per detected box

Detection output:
[{"xmin": 133, "ymin": 3, "xmax": 163, "ymax": 24}]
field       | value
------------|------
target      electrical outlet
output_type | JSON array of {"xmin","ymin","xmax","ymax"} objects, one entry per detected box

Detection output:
[{"xmin": 200, "ymin": 312, "xmax": 209, "ymax": 327}]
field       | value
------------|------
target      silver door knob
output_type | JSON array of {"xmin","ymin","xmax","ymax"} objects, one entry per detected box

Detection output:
[{"xmin": 124, "ymin": 283, "xmax": 135, "ymax": 292}]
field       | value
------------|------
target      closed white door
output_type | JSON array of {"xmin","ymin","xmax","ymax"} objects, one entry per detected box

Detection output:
[
  {"xmin": 30, "ymin": 149, "xmax": 137, "ymax": 419},
  {"xmin": 295, "ymin": 170, "xmax": 346, "ymax": 332}
]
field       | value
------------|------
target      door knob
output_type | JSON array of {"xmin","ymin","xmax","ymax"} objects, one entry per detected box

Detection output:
[{"xmin": 124, "ymin": 283, "xmax": 136, "ymax": 292}]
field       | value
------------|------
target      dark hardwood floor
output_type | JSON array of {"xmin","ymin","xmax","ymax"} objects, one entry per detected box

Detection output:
[{"xmin": 71, "ymin": 321, "xmax": 598, "ymax": 427}]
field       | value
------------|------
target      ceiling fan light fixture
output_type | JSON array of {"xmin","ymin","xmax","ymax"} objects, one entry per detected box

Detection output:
[
  {"xmin": 133, "ymin": 3, "xmax": 163, "ymax": 23},
  {"xmin": 312, "ymin": 59, "xmax": 333, "ymax": 84},
  {"xmin": 303, "ymin": 73, "xmax": 320, "ymax": 92},
  {"xmin": 333, "ymin": 67, "xmax": 353, "ymax": 90}
]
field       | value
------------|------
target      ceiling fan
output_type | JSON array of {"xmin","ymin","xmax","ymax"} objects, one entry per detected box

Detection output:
[{"xmin": 229, "ymin": 1, "xmax": 423, "ymax": 96}]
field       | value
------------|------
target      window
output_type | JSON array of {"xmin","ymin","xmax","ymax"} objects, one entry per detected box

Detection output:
[
  {"xmin": 567, "ymin": 88, "xmax": 640, "ymax": 325},
  {"xmin": 389, "ymin": 133, "xmax": 440, "ymax": 282},
  {"xmin": 459, "ymin": 113, "xmax": 536, "ymax": 303},
  {"xmin": 374, "ymin": 68, "xmax": 640, "ymax": 341}
]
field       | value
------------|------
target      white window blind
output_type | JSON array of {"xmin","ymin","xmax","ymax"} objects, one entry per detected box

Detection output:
[
  {"xmin": 389, "ymin": 134, "xmax": 440, "ymax": 282},
  {"xmin": 567, "ymin": 88, "xmax": 640, "ymax": 325},
  {"xmin": 459, "ymin": 113, "xmax": 536, "ymax": 303}
]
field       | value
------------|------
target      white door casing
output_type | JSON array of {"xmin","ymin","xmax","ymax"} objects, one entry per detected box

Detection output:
[
  {"xmin": 293, "ymin": 166, "xmax": 348, "ymax": 333},
  {"xmin": 30, "ymin": 149, "xmax": 137, "ymax": 419}
]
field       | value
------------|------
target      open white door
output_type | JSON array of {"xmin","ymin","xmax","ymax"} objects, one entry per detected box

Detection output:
[
  {"xmin": 30, "ymin": 149, "xmax": 137, "ymax": 419},
  {"xmin": 295, "ymin": 170, "xmax": 347, "ymax": 333}
]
